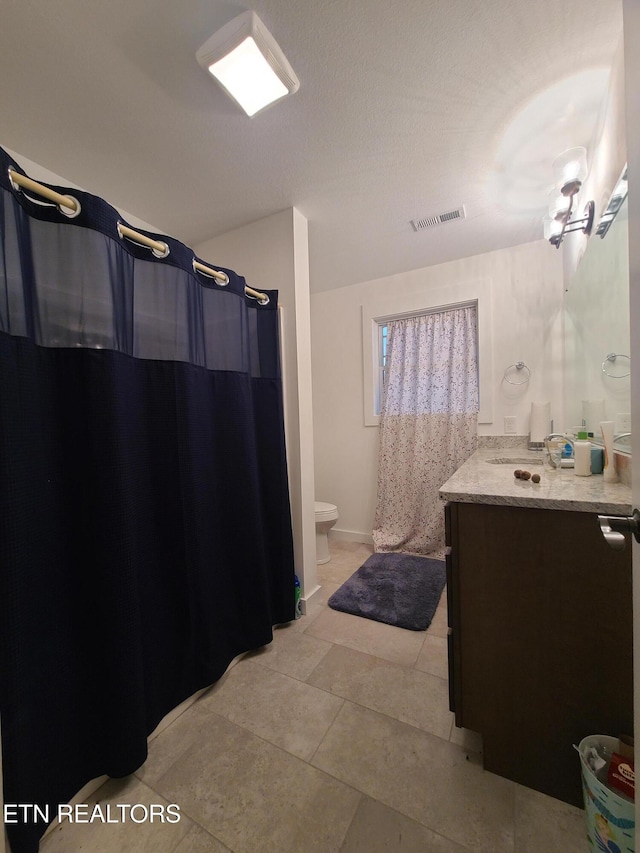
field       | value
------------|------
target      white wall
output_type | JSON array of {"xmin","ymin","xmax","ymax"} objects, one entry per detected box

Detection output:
[
  {"xmin": 311, "ymin": 239, "xmax": 564, "ymax": 541},
  {"xmin": 194, "ymin": 209, "xmax": 320, "ymax": 608}
]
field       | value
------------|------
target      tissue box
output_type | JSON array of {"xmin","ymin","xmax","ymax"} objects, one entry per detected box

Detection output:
[{"xmin": 607, "ymin": 752, "xmax": 635, "ymax": 800}]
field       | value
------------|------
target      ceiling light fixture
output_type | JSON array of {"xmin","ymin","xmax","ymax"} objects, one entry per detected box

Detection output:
[
  {"xmin": 196, "ymin": 11, "xmax": 299, "ymax": 117},
  {"xmin": 543, "ymin": 147, "xmax": 595, "ymax": 248}
]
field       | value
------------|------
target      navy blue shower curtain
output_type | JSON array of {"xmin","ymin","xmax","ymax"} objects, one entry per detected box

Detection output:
[{"xmin": 0, "ymin": 147, "xmax": 295, "ymax": 853}]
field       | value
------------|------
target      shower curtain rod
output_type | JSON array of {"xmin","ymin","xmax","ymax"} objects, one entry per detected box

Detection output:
[{"xmin": 7, "ymin": 168, "xmax": 269, "ymax": 304}]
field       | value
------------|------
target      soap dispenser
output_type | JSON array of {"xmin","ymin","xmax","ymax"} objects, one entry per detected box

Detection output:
[
  {"xmin": 574, "ymin": 431, "xmax": 592, "ymax": 477},
  {"xmin": 559, "ymin": 433, "xmax": 575, "ymax": 467}
]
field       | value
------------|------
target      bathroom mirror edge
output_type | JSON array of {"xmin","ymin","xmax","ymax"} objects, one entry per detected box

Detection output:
[{"xmin": 563, "ymin": 188, "xmax": 630, "ymax": 457}]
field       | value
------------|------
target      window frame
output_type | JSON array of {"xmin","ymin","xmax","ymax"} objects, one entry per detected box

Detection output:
[{"xmin": 376, "ymin": 320, "xmax": 388, "ymax": 416}]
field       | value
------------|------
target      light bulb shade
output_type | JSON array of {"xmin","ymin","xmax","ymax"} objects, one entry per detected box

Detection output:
[
  {"xmin": 547, "ymin": 189, "xmax": 571, "ymax": 221},
  {"xmin": 196, "ymin": 11, "xmax": 300, "ymax": 116},
  {"xmin": 543, "ymin": 216, "xmax": 563, "ymax": 242},
  {"xmin": 552, "ymin": 147, "xmax": 588, "ymax": 195}
]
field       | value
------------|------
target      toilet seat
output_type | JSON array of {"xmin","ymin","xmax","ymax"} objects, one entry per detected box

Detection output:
[{"xmin": 315, "ymin": 501, "xmax": 338, "ymax": 522}]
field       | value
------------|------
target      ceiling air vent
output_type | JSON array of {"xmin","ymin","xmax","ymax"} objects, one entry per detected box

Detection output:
[{"xmin": 410, "ymin": 205, "xmax": 466, "ymax": 232}]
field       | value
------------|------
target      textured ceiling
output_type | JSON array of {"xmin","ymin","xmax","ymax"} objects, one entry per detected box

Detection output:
[{"xmin": 0, "ymin": 0, "xmax": 623, "ymax": 292}]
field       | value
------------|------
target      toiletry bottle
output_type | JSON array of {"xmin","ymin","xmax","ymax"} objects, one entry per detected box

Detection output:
[
  {"xmin": 587, "ymin": 433, "xmax": 604, "ymax": 473},
  {"xmin": 557, "ymin": 432, "xmax": 575, "ymax": 467},
  {"xmin": 601, "ymin": 421, "xmax": 619, "ymax": 483},
  {"xmin": 574, "ymin": 431, "xmax": 592, "ymax": 477},
  {"xmin": 562, "ymin": 434, "xmax": 574, "ymax": 459}
]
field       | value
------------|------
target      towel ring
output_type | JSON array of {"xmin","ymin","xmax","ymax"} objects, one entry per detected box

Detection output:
[
  {"xmin": 504, "ymin": 361, "xmax": 530, "ymax": 385},
  {"xmin": 602, "ymin": 353, "xmax": 630, "ymax": 378}
]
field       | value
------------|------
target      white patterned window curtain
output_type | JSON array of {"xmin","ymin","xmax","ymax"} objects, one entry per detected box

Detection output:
[{"xmin": 373, "ymin": 305, "xmax": 479, "ymax": 555}]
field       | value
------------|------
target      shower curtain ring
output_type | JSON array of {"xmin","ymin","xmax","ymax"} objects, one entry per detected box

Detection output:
[{"xmin": 8, "ymin": 166, "xmax": 81, "ymax": 218}]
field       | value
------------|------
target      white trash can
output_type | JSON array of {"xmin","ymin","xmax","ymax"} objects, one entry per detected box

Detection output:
[{"xmin": 578, "ymin": 734, "xmax": 635, "ymax": 853}]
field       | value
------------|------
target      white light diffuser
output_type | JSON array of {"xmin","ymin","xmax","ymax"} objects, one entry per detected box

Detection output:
[
  {"xmin": 543, "ymin": 216, "xmax": 563, "ymax": 241},
  {"xmin": 196, "ymin": 11, "xmax": 299, "ymax": 117},
  {"xmin": 552, "ymin": 146, "xmax": 588, "ymax": 193},
  {"xmin": 547, "ymin": 189, "xmax": 571, "ymax": 221}
]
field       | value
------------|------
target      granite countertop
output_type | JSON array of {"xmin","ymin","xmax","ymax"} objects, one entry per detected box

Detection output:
[{"xmin": 439, "ymin": 446, "xmax": 632, "ymax": 514}]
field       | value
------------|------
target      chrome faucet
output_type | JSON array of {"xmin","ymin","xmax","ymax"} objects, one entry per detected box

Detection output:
[{"xmin": 544, "ymin": 433, "xmax": 573, "ymax": 468}]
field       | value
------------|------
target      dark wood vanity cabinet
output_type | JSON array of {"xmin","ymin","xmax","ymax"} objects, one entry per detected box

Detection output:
[{"xmin": 445, "ymin": 500, "xmax": 633, "ymax": 807}]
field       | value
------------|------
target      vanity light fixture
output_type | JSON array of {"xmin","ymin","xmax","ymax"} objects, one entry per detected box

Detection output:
[
  {"xmin": 196, "ymin": 11, "xmax": 300, "ymax": 117},
  {"xmin": 543, "ymin": 147, "xmax": 595, "ymax": 248},
  {"xmin": 596, "ymin": 166, "xmax": 628, "ymax": 239}
]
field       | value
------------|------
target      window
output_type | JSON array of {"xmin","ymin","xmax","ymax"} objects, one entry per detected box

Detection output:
[
  {"xmin": 361, "ymin": 283, "xmax": 493, "ymax": 427},
  {"xmin": 374, "ymin": 306, "xmax": 477, "ymax": 416},
  {"xmin": 376, "ymin": 322, "xmax": 388, "ymax": 415}
]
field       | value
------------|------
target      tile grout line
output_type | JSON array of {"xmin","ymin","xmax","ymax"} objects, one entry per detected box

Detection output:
[
  {"xmin": 144, "ymin": 695, "xmax": 368, "ymax": 852},
  {"xmin": 204, "ymin": 642, "xmax": 464, "ymax": 761},
  {"xmin": 305, "ymin": 700, "xmax": 499, "ymax": 849},
  {"xmin": 306, "ymin": 677, "xmax": 346, "ymax": 766},
  {"xmin": 133, "ymin": 770, "xmax": 233, "ymax": 852}
]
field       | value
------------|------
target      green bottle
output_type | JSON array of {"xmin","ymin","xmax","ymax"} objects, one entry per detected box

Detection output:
[{"xmin": 294, "ymin": 575, "xmax": 302, "ymax": 619}]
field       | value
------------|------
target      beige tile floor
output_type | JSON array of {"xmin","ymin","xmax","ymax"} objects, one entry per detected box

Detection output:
[{"xmin": 40, "ymin": 540, "xmax": 588, "ymax": 852}]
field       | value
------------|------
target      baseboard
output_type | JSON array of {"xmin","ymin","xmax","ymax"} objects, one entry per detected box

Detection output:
[
  {"xmin": 330, "ymin": 528, "xmax": 373, "ymax": 545},
  {"xmin": 301, "ymin": 582, "xmax": 323, "ymax": 613}
]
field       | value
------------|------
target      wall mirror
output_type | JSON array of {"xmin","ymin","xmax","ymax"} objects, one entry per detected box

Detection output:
[{"xmin": 563, "ymin": 173, "xmax": 630, "ymax": 454}]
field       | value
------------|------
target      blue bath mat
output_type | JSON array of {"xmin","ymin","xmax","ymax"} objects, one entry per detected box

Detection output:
[{"xmin": 328, "ymin": 552, "xmax": 446, "ymax": 631}]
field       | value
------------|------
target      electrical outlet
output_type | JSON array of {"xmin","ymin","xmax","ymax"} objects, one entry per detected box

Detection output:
[{"xmin": 504, "ymin": 416, "xmax": 517, "ymax": 434}]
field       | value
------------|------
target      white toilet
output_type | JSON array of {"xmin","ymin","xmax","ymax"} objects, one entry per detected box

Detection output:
[{"xmin": 315, "ymin": 501, "xmax": 339, "ymax": 564}]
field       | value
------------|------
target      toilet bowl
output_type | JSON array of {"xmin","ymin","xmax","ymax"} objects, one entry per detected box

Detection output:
[{"xmin": 315, "ymin": 501, "xmax": 338, "ymax": 564}]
